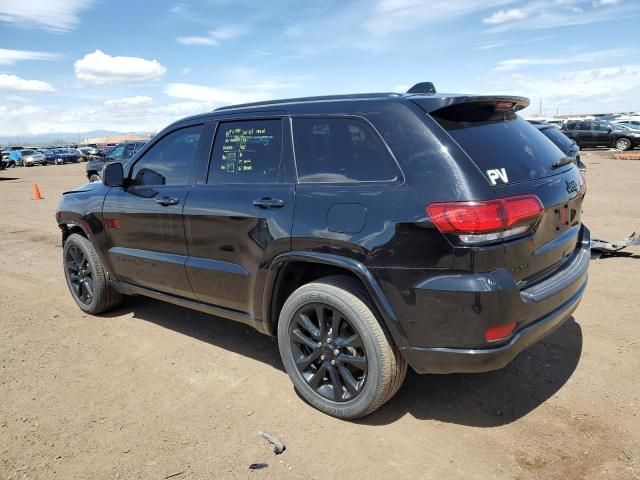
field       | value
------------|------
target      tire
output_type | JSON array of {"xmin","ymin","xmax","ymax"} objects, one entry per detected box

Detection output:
[
  {"xmin": 614, "ymin": 137, "xmax": 632, "ymax": 151},
  {"xmin": 89, "ymin": 173, "xmax": 101, "ymax": 183},
  {"xmin": 63, "ymin": 233, "xmax": 123, "ymax": 314},
  {"xmin": 278, "ymin": 275, "xmax": 407, "ymax": 419},
  {"xmin": 8, "ymin": 161, "xmax": 15, "ymax": 168}
]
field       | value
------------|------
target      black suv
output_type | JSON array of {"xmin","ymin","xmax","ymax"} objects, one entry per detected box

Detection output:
[
  {"xmin": 561, "ymin": 120, "xmax": 640, "ymax": 151},
  {"xmin": 56, "ymin": 89, "xmax": 589, "ymax": 419},
  {"xmin": 86, "ymin": 141, "xmax": 146, "ymax": 182}
]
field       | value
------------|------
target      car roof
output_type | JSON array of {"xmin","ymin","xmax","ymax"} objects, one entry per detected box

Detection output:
[{"xmin": 166, "ymin": 92, "xmax": 530, "ymax": 128}]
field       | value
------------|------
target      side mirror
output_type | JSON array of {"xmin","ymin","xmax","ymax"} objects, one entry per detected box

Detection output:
[{"xmin": 102, "ymin": 162, "xmax": 124, "ymax": 187}]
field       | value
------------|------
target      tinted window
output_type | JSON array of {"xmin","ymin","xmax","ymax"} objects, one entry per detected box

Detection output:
[
  {"xmin": 431, "ymin": 106, "xmax": 565, "ymax": 183},
  {"xmin": 122, "ymin": 143, "xmax": 142, "ymax": 160},
  {"xmin": 577, "ymin": 122, "xmax": 591, "ymax": 131},
  {"xmin": 594, "ymin": 123, "xmax": 610, "ymax": 131},
  {"xmin": 565, "ymin": 122, "xmax": 576, "ymax": 130},
  {"xmin": 293, "ymin": 118, "xmax": 397, "ymax": 183},
  {"xmin": 208, "ymin": 120, "xmax": 282, "ymax": 184},
  {"xmin": 130, "ymin": 125, "xmax": 202, "ymax": 186},
  {"xmin": 542, "ymin": 128, "xmax": 574, "ymax": 150},
  {"xmin": 108, "ymin": 144, "xmax": 125, "ymax": 160}
]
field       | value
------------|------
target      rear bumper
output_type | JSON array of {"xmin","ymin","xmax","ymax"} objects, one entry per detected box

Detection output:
[
  {"xmin": 401, "ymin": 277, "xmax": 586, "ymax": 373},
  {"xmin": 389, "ymin": 225, "xmax": 590, "ymax": 374}
]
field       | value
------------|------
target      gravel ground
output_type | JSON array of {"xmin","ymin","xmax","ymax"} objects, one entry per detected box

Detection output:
[{"xmin": 0, "ymin": 151, "xmax": 638, "ymax": 480}]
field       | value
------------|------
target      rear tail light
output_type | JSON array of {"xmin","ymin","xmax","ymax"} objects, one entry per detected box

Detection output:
[
  {"xmin": 427, "ymin": 195, "xmax": 543, "ymax": 244},
  {"xmin": 484, "ymin": 322, "xmax": 516, "ymax": 342}
]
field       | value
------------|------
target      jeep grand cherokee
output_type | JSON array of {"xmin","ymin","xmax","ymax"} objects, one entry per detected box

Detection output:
[{"xmin": 56, "ymin": 86, "xmax": 589, "ymax": 419}]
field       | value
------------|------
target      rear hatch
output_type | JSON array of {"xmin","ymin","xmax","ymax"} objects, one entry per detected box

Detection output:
[{"xmin": 415, "ymin": 96, "xmax": 586, "ymax": 284}]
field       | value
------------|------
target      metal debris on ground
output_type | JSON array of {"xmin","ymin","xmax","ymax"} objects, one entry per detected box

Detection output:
[
  {"xmin": 249, "ymin": 463, "xmax": 269, "ymax": 470},
  {"xmin": 257, "ymin": 431, "xmax": 286, "ymax": 454},
  {"xmin": 590, "ymin": 232, "xmax": 640, "ymax": 258}
]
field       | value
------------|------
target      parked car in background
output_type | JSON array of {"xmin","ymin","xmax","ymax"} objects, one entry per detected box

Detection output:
[
  {"xmin": 79, "ymin": 146, "xmax": 99, "ymax": 157},
  {"xmin": 561, "ymin": 120, "xmax": 640, "ymax": 151},
  {"xmin": 86, "ymin": 141, "xmax": 146, "ymax": 182},
  {"xmin": 534, "ymin": 124, "xmax": 585, "ymax": 172},
  {"xmin": 58, "ymin": 87, "xmax": 589, "ymax": 418},
  {"xmin": 614, "ymin": 120, "xmax": 640, "ymax": 130},
  {"xmin": 0, "ymin": 149, "xmax": 8, "ymax": 169},
  {"xmin": 45, "ymin": 148, "xmax": 82, "ymax": 165},
  {"xmin": 20, "ymin": 149, "xmax": 47, "ymax": 167}
]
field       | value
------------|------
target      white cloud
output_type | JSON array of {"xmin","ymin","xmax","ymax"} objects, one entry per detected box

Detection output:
[
  {"xmin": 485, "ymin": 0, "xmax": 640, "ymax": 32},
  {"xmin": 165, "ymin": 83, "xmax": 268, "ymax": 104},
  {"xmin": 483, "ymin": 8, "xmax": 528, "ymax": 24},
  {"xmin": 0, "ymin": 48, "xmax": 59, "ymax": 65},
  {"xmin": 104, "ymin": 96, "xmax": 153, "ymax": 107},
  {"xmin": 0, "ymin": 98, "xmax": 214, "ymax": 136},
  {"xmin": 494, "ymin": 48, "xmax": 628, "ymax": 71},
  {"xmin": 489, "ymin": 64, "xmax": 640, "ymax": 114},
  {"xmin": 181, "ymin": 67, "xmax": 191, "ymax": 75},
  {"xmin": 0, "ymin": 0, "xmax": 94, "ymax": 32},
  {"xmin": 177, "ymin": 25, "xmax": 247, "ymax": 46},
  {"xmin": 364, "ymin": 0, "xmax": 516, "ymax": 36},
  {"xmin": 0, "ymin": 73, "xmax": 55, "ymax": 93},
  {"xmin": 74, "ymin": 50, "xmax": 167, "ymax": 84}
]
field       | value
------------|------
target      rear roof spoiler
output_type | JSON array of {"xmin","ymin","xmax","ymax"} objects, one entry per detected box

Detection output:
[{"xmin": 409, "ymin": 95, "xmax": 530, "ymax": 113}]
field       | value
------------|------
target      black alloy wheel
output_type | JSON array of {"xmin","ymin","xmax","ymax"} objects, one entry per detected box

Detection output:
[
  {"xmin": 290, "ymin": 303, "xmax": 367, "ymax": 402},
  {"xmin": 65, "ymin": 244, "xmax": 95, "ymax": 305}
]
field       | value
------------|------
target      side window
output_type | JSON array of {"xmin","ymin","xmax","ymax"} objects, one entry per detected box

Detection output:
[
  {"xmin": 130, "ymin": 125, "xmax": 203, "ymax": 186},
  {"xmin": 594, "ymin": 123, "xmax": 609, "ymax": 131},
  {"xmin": 577, "ymin": 122, "xmax": 591, "ymax": 131},
  {"xmin": 108, "ymin": 144, "xmax": 125, "ymax": 160},
  {"xmin": 292, "ymin": 117, "xmax": 398, "ymax": 183},
  {"xmin": 565, "ymin": 122, "xmax": 576, "ymax": 130},
  {"xmin": 122, "ymin": 143, "xmax": 137, "ymax": 160},
  {"xmin": 207, "ymin": 119, "xmax": 283, "ymax": 184}
]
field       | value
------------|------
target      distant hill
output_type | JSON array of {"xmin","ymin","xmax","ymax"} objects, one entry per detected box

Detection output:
[{"xmin": 0, "ymin": 130, "xmax": 154, "ymax": 146}]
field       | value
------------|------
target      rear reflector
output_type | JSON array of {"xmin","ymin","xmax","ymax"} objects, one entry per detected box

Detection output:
[
  {"xmin": 427, "ymin": 195, "xmax": 543, "ymax": 243},
  {"xmin": 484, "ymin": 322, "xmax": 516, "ymax": 342}
]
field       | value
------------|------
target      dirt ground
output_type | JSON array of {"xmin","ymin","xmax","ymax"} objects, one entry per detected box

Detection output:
[{"xmin": 0, "ymin": 150, "xmax": 638, "ymax": 480}]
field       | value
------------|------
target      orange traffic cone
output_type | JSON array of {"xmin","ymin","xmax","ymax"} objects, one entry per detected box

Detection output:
[{"xmin": 32, "ymin": 183, "xmax": 44, "ymax": 200}]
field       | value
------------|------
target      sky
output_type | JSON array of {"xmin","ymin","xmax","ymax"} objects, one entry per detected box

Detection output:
[{"xmin": 1, "ymin": 0, "xmax": 639, "ymax": 137}]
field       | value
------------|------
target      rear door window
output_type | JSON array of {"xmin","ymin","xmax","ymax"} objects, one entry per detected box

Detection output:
[
  {"xmin": 207, "ymin": 119, "xmax": 283, "ymax": 184},
  {"xmin": 292, "ymin": 117, "xmax": 399, "ymax": 183},
  {"xmin": 428, "ymin": 103, "xmax": 566, "ymax": 184}
]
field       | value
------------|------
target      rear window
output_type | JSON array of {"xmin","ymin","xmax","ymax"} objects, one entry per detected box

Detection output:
[
  {"xmin": 292, "ymin": 117, "xmax": 398, "ymax": 183},
  {"xmin": 429, "ymin": 103, "xmax": 566, "ymax": 184},
  {"xmin": 542, "ymin": 128, "xmax": 574, "ymax": 149}
]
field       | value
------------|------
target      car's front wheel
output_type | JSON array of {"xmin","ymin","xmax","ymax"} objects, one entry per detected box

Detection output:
[
  {"xmin": 278, "ymin": 275, "xmax": 407, "ymax": 419},
  {"xmin": 615, "ymin": 137, "xmax": 632, "ymax": 151},
  {"xmin": 63, "ymin": 233, "xmax": 123, "ymax": 314}
]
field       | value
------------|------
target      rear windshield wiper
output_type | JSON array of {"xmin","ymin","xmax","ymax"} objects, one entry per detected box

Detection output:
[{"xmin": 551, "ymin": 157, "xmax": 574, "ymax": 169}]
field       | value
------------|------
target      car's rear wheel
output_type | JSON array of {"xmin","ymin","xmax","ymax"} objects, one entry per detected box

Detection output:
[
  {"xmin": 89, "ymin": 173, "xmax": 101, "ymax": 183},
  {"xmin": 63, "ymin": 233, "xmax": 123, "ymax": 314},
  {"xmin": 615, "ymin": 137, "xmax": 632, "ymax": 151},
  {"xmin": 278, "ymin": 275, "xmax": 406, "ymax": 419}
]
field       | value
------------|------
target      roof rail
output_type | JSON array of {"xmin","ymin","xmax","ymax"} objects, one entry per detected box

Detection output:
[{"xmin": 213, "ymin": 92, "xmax": 400, "ymax": 112}]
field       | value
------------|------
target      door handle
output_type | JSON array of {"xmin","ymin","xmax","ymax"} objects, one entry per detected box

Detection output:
[
  {"xmin": 252, "ymin": 197, "xmax": 285, "ymax": 209},
  {"xmin": 156, "ymin": 196, "xmax": 180, "ymax": 206}
]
